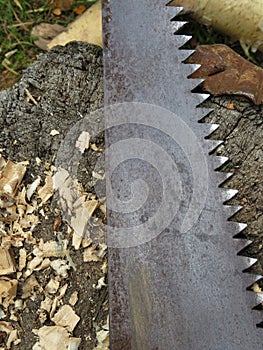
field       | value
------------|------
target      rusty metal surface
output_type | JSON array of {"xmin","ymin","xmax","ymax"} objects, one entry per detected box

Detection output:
[{"xmin": 102, "ymin": 1, "xmax": 262, "ymax": 349}]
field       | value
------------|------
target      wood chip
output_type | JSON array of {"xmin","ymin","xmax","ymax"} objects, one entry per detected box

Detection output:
[
  {"xmin": 83, "ymin": 246, "xmax": 101, "ymax": 263},
  {"xmin": 50, "ymin": 260, "xmax": 69, "ymax": 278},
  {"xmin": 22, "ymin": 275, "xmax": 40, "ymax": 299},
  {"xmin": 50, "ymin": 129, "xmax": 60, "ymax": 136},
  {"xmin": 0, "ymin": 248, "xmax": 16, "ymax": 275},
  {"xmin": 38, "ymin": 176, "xmax": 54, "ymax": 204},
  {"xmin": 26, "ymin": 176, "xmax": 41, "ymax": 201},
  {"xmin": 69, "ymin": 291, "xmax": 78, "ymax": 306},
  {"xmin": 33, "ymin": 326, "xmax": 81, "ymax": 350},
  {"xmin": 45, "ymin": 278, "xmax": 60, "ymax": 294},
  {"xmin": 75, "ymin": 131, "xmax": 90, "ymax": 154},
  {"xmin": 51, "ymin": 305, "xmax": 80, "ymax": 332},
  {"xmin": 0, "ymin": 160, "xmax": 26, "ymax": 204},
  {"xmin": 38, "ymin": 239, "xmax": 68, "ymax": 258},
  {"xmin": 0, "ymin": 278, "xmax": 18, "ymax": 304}
]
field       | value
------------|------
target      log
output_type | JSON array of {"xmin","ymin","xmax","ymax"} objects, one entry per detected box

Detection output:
[{"xmin": 0, "ymin": 41, "xmax": 262, "ymax": 348}]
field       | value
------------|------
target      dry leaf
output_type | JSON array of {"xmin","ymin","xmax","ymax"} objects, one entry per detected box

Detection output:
[
  {"xmin": 73, "ymin": 5, "xmax": 86, "ymax": 15},
  {"xmin": 52, "ymin": 8, "xmax": 62, "ymax": 16},
  {"xmin": 32, "ymin": 24, "xmax": 65, "ymax": 50},
  {"xmin": 54, "ymin": 0, "xmax": 73, "ymax": 11},
  {"xmin": 188, "ymin": 44, "xmax": 263, "ymax": 105}
]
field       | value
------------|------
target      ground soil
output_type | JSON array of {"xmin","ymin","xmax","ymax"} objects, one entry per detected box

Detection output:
[{"xmin": 0, "ymin": 41, "xmax": 262, "ymax": 348}]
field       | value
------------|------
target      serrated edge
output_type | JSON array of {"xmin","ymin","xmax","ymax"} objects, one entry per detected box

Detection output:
[{"xmin": 168, "ymin": 3, "xmax": 263, "ymax": 327}]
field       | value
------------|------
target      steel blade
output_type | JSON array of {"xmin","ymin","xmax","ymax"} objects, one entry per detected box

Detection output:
[{"xmin": 102, "ymin": 1, "xmax": 262, "ymax": 349}]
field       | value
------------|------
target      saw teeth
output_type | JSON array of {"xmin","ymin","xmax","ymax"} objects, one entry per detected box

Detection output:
[
  {"xmin": 171, "ymin": 4, "xmax": 263, "ymax": 328},
  {"xmin": 194, "ymin": 93, "xmax": 210, "ymax": 105},
  {"xmin": 171, "ymin": 21, "xmax": 187, "ymax": 32},
  {"xmin": 227, "ymin": 222, "xmax": 248, "ymax": 236},
  {"xmin": 224, "ymin": 204, "xmax": 242, "ymax": 218},
  {"xmin": 234, "ymin": 238, "xmax": 254, "ymax": 255},
  {"xmin": 206, "ymin": 123, "xmax": 220, "ymax": 134},
  {"xmin": 221, "ymin": 188, "xmax": 238, "ymax": 203},
  {"xmin": 213, "ymin": 156, "xmax": 229, "ymax": 169},
  {"xmin": 207, "ymin": 139, "xmax": 223, "ymax": 153},
  {"xmin": 239, "ymin": 256, "xmax": 258, "ymax": 271},
  {"xmin": 179, "ymin": 50, "xmax": 195, "ymax": 61},
  {"xmin": 215, "ymin": 172, "xmax": 233, "ymax": 186}
]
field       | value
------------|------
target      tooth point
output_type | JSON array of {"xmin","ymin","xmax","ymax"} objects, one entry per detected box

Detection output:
[
  {"xmin": 224, "ymin": 205, "xmax": 242, "ymax": 218},
  {"xmin": 210, "ymin": 124, "xmax": 220, "ymax": 133},
  {"xmin": 241, "ymin": 256, "xmax": 258, "ymax": 269},
  {"xmin": 229, "ymin": 222, "xmax": 248, "ymax": 236},
  {"xmin": 221, "ymin": 189, "xmax": 238, "ymax": 202},
  {"xmin": 213, "ymin": 156, "xmax": 229, "ymax": 169},
  {"xmin": 208, "ymin": 140, "xmax": 223, "ymax": 153},
  {"xmin": 237, "ymin": 222, "xmax": 248, "ymax": 233},
  {"xmin": 171, "ymin": 21, "xmax": 187, "ymax": 32}
]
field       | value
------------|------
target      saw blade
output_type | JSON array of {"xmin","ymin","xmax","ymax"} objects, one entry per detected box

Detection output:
[{"xmin": 102, "ymin": 1, "xmax": 262, "ymax": 349}]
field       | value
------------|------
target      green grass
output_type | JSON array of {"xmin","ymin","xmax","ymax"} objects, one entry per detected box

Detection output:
[
  {"xmin": 0, "ymin": 1, "xmax": 261, "ymax": 90},
  {"xmin": 0, "ymin": 0, "xmax": 98, "ymax": 84}
]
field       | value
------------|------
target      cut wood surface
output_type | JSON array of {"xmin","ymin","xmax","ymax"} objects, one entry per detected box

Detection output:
[{"xmin": 170, "ymin": 0, "xmax": 263, "ymax": 52}]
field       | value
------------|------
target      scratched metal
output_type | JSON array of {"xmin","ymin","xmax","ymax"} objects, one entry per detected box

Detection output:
[{"xmin": 102, "ymin": 1, "xmax": 262, "ymax": 349}]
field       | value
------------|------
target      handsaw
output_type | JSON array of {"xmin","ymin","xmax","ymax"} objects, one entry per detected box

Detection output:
[{"xmin": 102, "ymin": 1, "xmax": 262, "ymax": 349}]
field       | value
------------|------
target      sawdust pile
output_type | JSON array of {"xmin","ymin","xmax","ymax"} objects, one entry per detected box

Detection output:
[{"xmin": 0, "ymin": 156, "xmax": 108, "ymax": 349}]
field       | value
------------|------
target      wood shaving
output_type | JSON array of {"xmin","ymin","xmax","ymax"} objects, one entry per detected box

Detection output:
[
  {"xmin": 26, "ymin": 176, "xmax": 41, "ymax": 201},
  {"xmin": 38, "ymin": 176, "xmax": 54, "ymax": 204},
  {"xmin": 0, "ymin": 160, "xmax": 26, "ymax": 204},
  {"xmin": 50, "ymin": 259, "xmax": 69, "ymax": 278},
  {"xmin": 50, "ymin": 129, "xmax": 60, "ymax": 136},
  {"xmin": 38, "ymin": 239, "xmax": 68, "ymax": 258},
  {"xmin": 51, "ymin": 305, "xmax": 80, "ymax": 332},
  {"xmin": 0, "ymin": 321, "xmax": 20, "ymax": 349},
  {"xmin": 93, "ymin": 276, "xmax": 106, "ymax": 290},
  {"xmin": 76, "ymin": 131, "xmax": 90, "ymax": 154},
  {"xmin": 0, "ymin": 277, "xmax": 18, "ymax": 304},
  {"xmin": 83, "ymin": 246, "xmax": 101, "ymax": 263},
  {"xmin": 32, "ymin": 326, "xmax": 81, "ymax": 350},
  {"xmin": 0, "ymin": 247, "xmax": 16, "ymax": 275},
  {"xmin": 45, "ymin": 278, "xmax": 60, "ymax": 294},
  {"xmin": 94, "ymin": 329, "xmax": 109, "ymax": 350},
  {"xmin": 69, "ymin": 291, "xmax": 78, "ymax": 306},
  {"xmin": 22, "ymin": 275, "xmax": 40, "ymax": 299}
]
